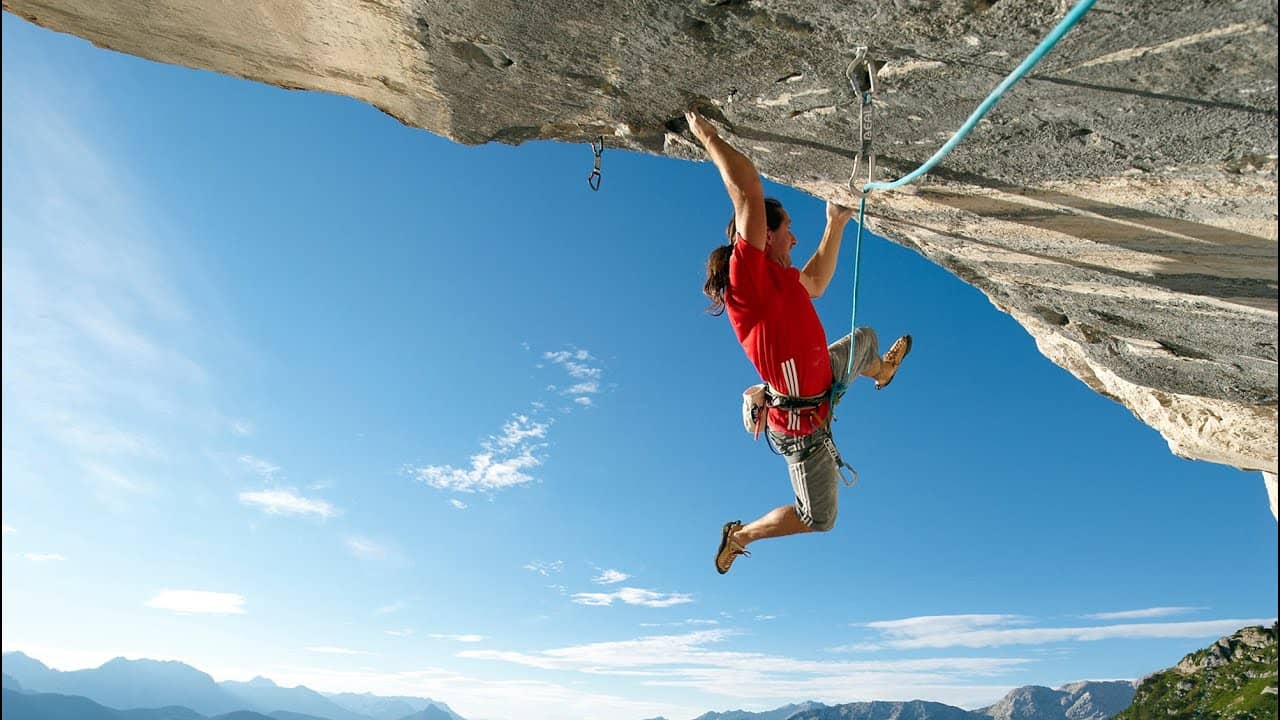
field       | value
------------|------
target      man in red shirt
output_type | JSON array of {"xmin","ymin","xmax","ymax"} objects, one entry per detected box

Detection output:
[{"xmin": 686, "ymin": 110, "xmax": 913, "ymax": 575}]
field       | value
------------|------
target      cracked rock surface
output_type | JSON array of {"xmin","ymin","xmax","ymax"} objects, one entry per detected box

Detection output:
[{"xmin": 5, "ymin": 0, "xmax": 1276, "ymax": 514}]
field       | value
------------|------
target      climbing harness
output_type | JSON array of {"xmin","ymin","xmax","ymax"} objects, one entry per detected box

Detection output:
[
  {"xmin": 741, "ymin": 384, "xmax": 858, "ymax": 486},
  {"xmin": 758, "ymin": 0, "xmax": 1098, "ymax": 481},
  {"xmin": 587, "ymin": 136, "xmax": 604, "ymax": 191}
]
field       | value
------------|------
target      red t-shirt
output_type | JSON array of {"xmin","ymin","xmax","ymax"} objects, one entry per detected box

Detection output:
[{"xmin": 725, "ymin": 236, "xmax": 832, "ymax": 436}]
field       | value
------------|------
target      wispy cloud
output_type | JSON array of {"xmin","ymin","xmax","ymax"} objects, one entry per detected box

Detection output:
[
  {"xmin": 430, "ymin": 634, "xmax": 486, "ymax": 643},
  {"xmin": 543, "ymin": 348, "xmax": 606, "ymax": 406},
  {"xmin": 1084, "ymin": 607, "xmax": 1206, "ymax": 620},
  {"xmin": 571, "ymin": 587, "xmax": 694, "ymax": 608},
  {"xmin": 23, "ymin": 553, "xmax": 66, "ymax": 562},
  {"xmin": 384, "ymin": 629, "xmax": 414, "ymax": 637},
  {"xmin": 238, "ymin": 488, "xmax": 336, "ymax": 519},
  {"xmin": 592, "ymin": 569, "xmax": 630, "ymax": 585},
  {"xmin": 305, "ymin": 646, "xmax": 375, "ymax": 656},
  {"xmin": 450, "ymin": 499, "xmax": 468, "ymax": 510},
  {"xmin": 2, "ymin": 523, "xmax": 14, "ymax": 534},
  {"xmin": 461, "ymin": 629, "xmax": 1029, "ymax": 706},
  {"xmin": 346, "ymin": 535, "xmax": 397, "ymax": 561},
  {"xmin": 849, "ymin": 613, "xmax": 1276, "ymax": 650},
  {"xmin": 236, "ymin": 662, "xmax": 703, "ymax": 720},
  {"xmin": 238, "ymin": 455, "xmax": 280, "ymax": 480},
  {"xmin": 145, "ymin": 590, "xmax": 246, "ymax": 615},
  {"xmin": 411, "ymin": 414, "xmax": 549, "ymax": 494},
  {"xmin": 376, "ymin": 601, "xmax": 407, "ymax": 615},
  {"xmin": 524, "ymin": 561, "xmax": 564, "ymax": 576},
  {"xmin": 1, "ymin": 83, "xmax": 222, "ymax": 515},
  {"xmin": 82, "ymin": 462, "xmax": 148, "ymax": 496},
  {"xmin": 230, "ymin": 420, "xmax": 254, "ymax": 437},
  {"xmin": 640, "ymin": 619, "xmax": 721, "ymax": 628}
]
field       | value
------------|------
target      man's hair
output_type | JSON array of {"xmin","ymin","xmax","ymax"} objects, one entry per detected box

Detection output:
[{"xmin": 703, "ymin": 198, "xmax": 784, "ymax": 316}]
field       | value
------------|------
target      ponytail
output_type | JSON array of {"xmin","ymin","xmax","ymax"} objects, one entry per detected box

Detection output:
[{"xmin": 703, "ymin": 240, "xmax": 734, "ymax": 316}]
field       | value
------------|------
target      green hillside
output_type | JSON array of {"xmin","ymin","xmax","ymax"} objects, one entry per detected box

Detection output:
[{"xmin": 1114, "ymin": 624, "xmax": 1277, "ymax": 720}]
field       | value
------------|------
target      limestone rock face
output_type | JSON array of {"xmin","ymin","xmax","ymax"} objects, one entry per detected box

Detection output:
[{"xmin": 5, "ymin": 0, "xmax": 1276, "ymax": 511}]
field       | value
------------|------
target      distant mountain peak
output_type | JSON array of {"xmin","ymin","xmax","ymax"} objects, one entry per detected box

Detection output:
[{"xmin": 244, "ymin": 675, "xmax": 278, "ymax": 688}]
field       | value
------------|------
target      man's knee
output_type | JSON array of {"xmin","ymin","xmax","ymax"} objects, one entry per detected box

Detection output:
[{"xmin": 808, "ymin": 508, "xmax": 837, "ymax": 532}]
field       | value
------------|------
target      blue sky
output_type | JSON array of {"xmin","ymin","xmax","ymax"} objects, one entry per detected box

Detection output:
[{"xmin": 1, "ymin": 13, "xmax": 1275, "ymax": 720}]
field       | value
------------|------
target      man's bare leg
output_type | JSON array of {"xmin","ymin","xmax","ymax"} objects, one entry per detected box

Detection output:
[{"xmin": 732, "ymin": 504, "xmax": 815, "ymax": 548}]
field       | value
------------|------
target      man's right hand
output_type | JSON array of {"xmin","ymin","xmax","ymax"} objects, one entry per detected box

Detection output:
[{"xmin": 685, "ymin": 110, "xmax": 719, "ymax": 146}]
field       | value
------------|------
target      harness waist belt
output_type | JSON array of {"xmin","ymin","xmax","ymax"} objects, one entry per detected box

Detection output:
[{"xmin": 764, "ymin": 385, "xmax": 830, "ymax": 411}]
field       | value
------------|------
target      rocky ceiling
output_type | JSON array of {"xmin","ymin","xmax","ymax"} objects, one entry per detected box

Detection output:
[{"xmin": 4, "ymin": 0, "xmax": 1276, "ymax": 516}]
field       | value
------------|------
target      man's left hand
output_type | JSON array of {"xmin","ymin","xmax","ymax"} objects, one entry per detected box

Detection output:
[{"xmin": 826, "ymin": 201, "xmax": 855, "ymax": 225}]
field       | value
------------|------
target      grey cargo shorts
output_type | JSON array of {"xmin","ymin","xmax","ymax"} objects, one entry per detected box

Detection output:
[{"xmin": 767, "ymin": 327, "xmax": 878, "ymax": 531}]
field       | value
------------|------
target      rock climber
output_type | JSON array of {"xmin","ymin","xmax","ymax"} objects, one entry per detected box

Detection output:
[{"xmin": 685, "ymin": 108, "xmax": 913, "ymax": 575}]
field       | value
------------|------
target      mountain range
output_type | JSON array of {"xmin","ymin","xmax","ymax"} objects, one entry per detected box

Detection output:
[
  {"xmin": 4, "ymin": 626, "xmax": 1277, "ymax": 720},
  {"xmin": 1114, "ymin": 623, "xmax": 1277, "ymax": 719},
  {"xmin": 682, "ymin": 682, "xmax": 1138, "ymax": 720},
  {"xmin": 1, "ymin": 652, "xmax": 461, "ymax": 720}
]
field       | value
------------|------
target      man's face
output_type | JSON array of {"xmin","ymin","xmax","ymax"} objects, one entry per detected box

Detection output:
[{"xmin": 765, "ymin": 209, "xmax": 797, "ymax": 267}]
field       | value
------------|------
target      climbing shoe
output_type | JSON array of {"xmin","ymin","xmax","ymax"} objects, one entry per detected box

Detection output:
[
  {"xmin": 715, "ymin": 520, "xmax": 749, "ymax": 575},
  {"xmin": 875, "ymin": 334, "xmax": 913, "ymax": 390}
]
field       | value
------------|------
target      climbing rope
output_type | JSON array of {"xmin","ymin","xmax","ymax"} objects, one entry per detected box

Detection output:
[
  {"xmin": 832, "ymin": 0, "xmax": 1097, "ymax": 404},
  {"xmin": 587, "ymin": 136, "xmax": 604, "ymax": 191},
  {"xmin": 862, "ymin": 0, "xmax": 1097, "ymax": 193}
]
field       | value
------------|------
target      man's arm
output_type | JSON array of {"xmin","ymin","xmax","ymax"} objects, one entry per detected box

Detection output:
[
  {"xmin": 799, "ymin": 202, "xmax": 855, "ymax": 298},
  {"xmin": 685, "ymin": 110, "xmax": 767, "ymax": 252}
]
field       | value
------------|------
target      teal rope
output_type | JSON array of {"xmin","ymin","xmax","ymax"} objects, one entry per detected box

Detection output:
[
  {"xmin": 836, "ymin": 195, "xmax": 867, "ymax": 389},
  {"xmin": 834, "ymin": 0, "xmax": 1096, "ymax": 394},
  {"xmin": 862, "ymin": 0, "xmax": 1096, "ymax": 193}
]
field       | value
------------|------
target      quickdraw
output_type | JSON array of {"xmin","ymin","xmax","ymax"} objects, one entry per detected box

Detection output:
[
  {"xmin": 846, "ymin": 47, "xmax": 877, "ymax": 195},
  {"xmin": 587, "ymin": 136, "xmax": 604, "ymax": 191}
]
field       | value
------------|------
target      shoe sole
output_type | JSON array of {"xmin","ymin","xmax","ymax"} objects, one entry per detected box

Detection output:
[{"xmin": 876, "ymin": 335, "xmax": 913, "ymax": 391}]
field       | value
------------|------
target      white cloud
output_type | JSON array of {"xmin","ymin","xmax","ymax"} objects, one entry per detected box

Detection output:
[
  {"xmin": 23, "ymin": 553, "xmax": 66, "ymax": 562},
  {"xmin": 385, "ymin": 629, "xmax": 414, "ymax": 637},
  {"xmin": 1084, "ymin": 607, "xmax": 1205, "ymax": 620},
  {"xmin": 145, "ymin": 590, "xmax": 246, "ymax": 615},
  {"xmin": 81, "ymin": 462, "xmax": 148, "ymax": 495},
  {"xmin": 238, "ymin": 455, "xmax": 280, "ymax": 480},
  {"xmin": 853, "ymin": 613, "xmax": 1277, "ymax": 650},
  {"xmin": 0, "ymin": 81, "xmax": 255, "ymax": 523},
  {"xmin": 450, "ymin": 499, "xmax": 468, "ymax": 510},
  {"xmin": 592, "ymin": 569, "xmax": 630, "ymax": 584},
  {"xmin": 543, "ymin": 348, "xmax": 606, "ymax": 404},
  {"xmin": 524, "ymin": 561, "xmax": 564, "ymax": 576},
  {"xmin": 430, "ymin": 634, "xmax": 486, "ymax": 643},
  {"xmin": 305, "ymin": 646, "xmax": 375, "ymax": 655},
  {"xmin": 346, "ymin": 535, "xmax": 392, "ymax": 559},
  {"xmin": 571, "ymin": 587, "xmax": 694, "ymax": 608},
  {"xmin": 460, "ymin": 628, "xmax": 1029, "ymax": 707},
  {"xmin": 411, "ymin": 414, "xmax": 549, "ymax": 494},
  {"xmin": 640, "ymin": 619, "xmax": 721, "ymax": 628},
  {"xmin": 2, "ymin": 523, "xmax": 14, "ymax": 534},
  {"xmin": 376, "ymin": 601, "xmax": 407, "ymax": 615},
  {"xmin": 231, "ymin": 662, "xmax": 703, "ymax": 720},
  {"xmin": 231, "ymin": 419, "xmax": 254, "ymax": 436},
  {"xmin": 238, "ymin": 489, "xmax": 336, "ymax": 519}
]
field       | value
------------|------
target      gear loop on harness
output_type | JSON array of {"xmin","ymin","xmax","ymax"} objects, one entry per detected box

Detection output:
[{"xmin": 587, "ymin": 136, "xmax": 604, "ymax": 191}]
